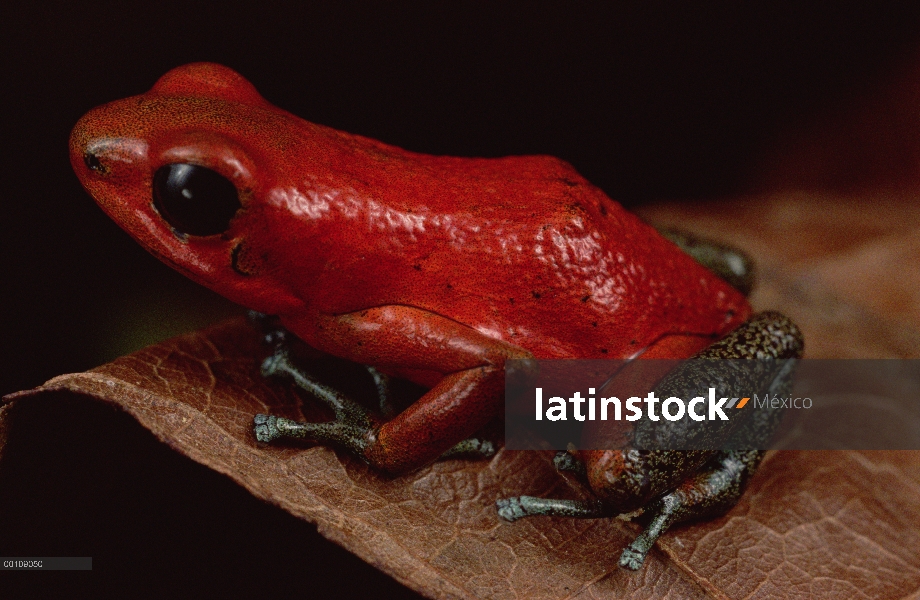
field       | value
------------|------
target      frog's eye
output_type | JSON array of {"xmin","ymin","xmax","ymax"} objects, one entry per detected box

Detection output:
[{"xmin": 152, "ymin": 163, "xmax": 242, "ymax": 236}]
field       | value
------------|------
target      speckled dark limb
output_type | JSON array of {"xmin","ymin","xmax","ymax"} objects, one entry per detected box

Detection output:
[
  {"xmin": 497, "ymin": 311, "xmax": 803, "ymax": 570},
  {"xmin": 496, "ymin": 496, "xmax": 609, "ymax": 520},
  {"xmin": 254, "ymin": 345, "xmax": 377, "ymax": 456},
  {"xmin": 618, "ymin": 448, "xmax": 765, "ymax": 569},
  {"xmin": 657, "ymin": 228, "xmax": 755, "ymax": 295},
  {"xmin": 495, "ymin": 445, "xmax": 770, "ymax": 569},
  {"xmin": 250, "ymin": 310, "xmax": 396, "ymax": 414}
]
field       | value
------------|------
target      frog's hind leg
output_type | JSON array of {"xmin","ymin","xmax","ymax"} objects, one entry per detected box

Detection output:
[
  {"xmin": 497, "ymin": 311, "xmax": 802, "ymax": 569},
  {"xmin": 496, "ymin": 448, "xmax": 766, "ymax": 567},
  {"xmin": 619, "ymin": 348, "xmax": 792, "ymax": 568},
  {"xmin": 657, "ymin": 228, "xmax": 754, "ymax": 295},
  {"xmin": 494, "ymin": 449, "xmax": 768, "ymax": 570}
]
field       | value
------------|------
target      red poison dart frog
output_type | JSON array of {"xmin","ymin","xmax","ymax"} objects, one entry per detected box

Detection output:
[{"xmin": 70, "ymin": 63, "xmax": 802, "ymax": 569}]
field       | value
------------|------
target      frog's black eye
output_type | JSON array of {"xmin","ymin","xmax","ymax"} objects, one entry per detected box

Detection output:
[{"xmin": 152, "ymin": 163, "xmax": 242, "ymax": 236}]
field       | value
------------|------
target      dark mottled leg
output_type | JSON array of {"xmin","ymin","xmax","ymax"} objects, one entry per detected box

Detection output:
[
  {"xmin": 618, "ymin": 448, "xmax": 763, "ymax": 569},
  {"xmin": 620, "ymin": 320, "xmax": 797, "ymax": 569},
  {"xmin": 657, "ymin": 228, "xmax": 754, "ymax": 295},
  {"xmin": 254, "ymin": 345, "xmax": 378, "ymax": 456},
  {"xmin": 497, "ymin": 311, "xmax": 802, "ymax": 570},
  {"xmin": 497, "ymin": 496, "xmax": 609, "ymax": 520},
  {"xmin": 250, "ymin": 310, "xmax": 384, "ymax": 398},
  {"xmin": 251, "ymin": 311, "xmax": 401, "ymax": 453}
]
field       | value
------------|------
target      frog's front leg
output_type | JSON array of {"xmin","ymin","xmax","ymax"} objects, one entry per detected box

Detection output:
[
  {"xmin": 497, "ymin": 311, "xmax": 803, "ymax": 570},
  {"xmin": 253, "ymin": 345, "xmax": 379, "ymax": 457},
  {"xmin": 253, "ymin": 344, "xmax": 495, "ymax": 460},
  {"xmin": 249, "ymin": 309, "xmax": 398, "ymax": 422},
  {"xmin": 256, "ymin": 305, "xmax": 530, "ymax": 474}
]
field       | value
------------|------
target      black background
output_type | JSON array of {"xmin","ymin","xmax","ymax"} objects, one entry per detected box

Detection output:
[{"xmin": 4, "ymin": 2, "xmax": 920, "ymax": 598}]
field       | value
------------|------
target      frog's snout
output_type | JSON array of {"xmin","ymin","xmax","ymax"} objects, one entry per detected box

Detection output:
[{"xmin": 70, "ymin": 133, "xmax": 154, "ymax": 231}]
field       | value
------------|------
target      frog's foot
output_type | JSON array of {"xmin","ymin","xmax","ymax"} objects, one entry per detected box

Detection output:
[
  {"xmin": 254, "ymin": 345, "xmax": 378, "ymax": 455},
  {"xmin": 618, "ymin": 448, "xmax": 765, "ymax": 570},
  {"xmin": 553, "ymin": 449, "xmax": 587, "ymax": 477},
  {"xmin": 252, "ymin": 412, "xmax": 374, "ymax": 456},
  {"xmin": 247, "ymin": 310, "xmax": 290, "ymax": 347},
  {"xmin": 496, "ymin": 496, "xmax": 608, "ymax": 522},
  {"xmin": 252, "ymin": 412, "xmax": 359, "ymax": 445},
  {"xmin": 440, "ymin": 437, "xmax": 496, "ymax": 460},
  {"xmin": 253, "ymin": 413, "xmax": 362, "ymax": 448},
  {"xmin": 253, "ymin": 413, "xmax": 283, "ymax": 443},
  {"xmin": 616, "ymin": 495, "xmax": 681, "ymax": 570}
]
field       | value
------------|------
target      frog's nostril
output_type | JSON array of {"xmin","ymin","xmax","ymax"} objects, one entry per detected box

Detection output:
[{"xmin": 84, "ymin": 152, "xmax": 104, "ymax": 173}]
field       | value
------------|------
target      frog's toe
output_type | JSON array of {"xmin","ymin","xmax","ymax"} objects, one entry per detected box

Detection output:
[
  {"xmin": 253, "ymin": 413, "xmax": 282, "ymax": 443},
  {"xmin": 260, "ymin": 351, "xmax": 288, "ymax": 378},
  {"xmin": 496, "ymin": 497, "xmax": 527, "ymax": 521},
  {"xmin": 618, "ymin": 545, "xmax": 647, "ymax": 571},
  {"xmin": 476, "ymin": 439, "xmax": 496, "ymax": 458},
  {"xmin": 440, "ymin": 437, "xmax": 496, "ymax": 460},
  {"xmin": 553, "ymin": 450, "xmax": 586, "ymax": 476}
]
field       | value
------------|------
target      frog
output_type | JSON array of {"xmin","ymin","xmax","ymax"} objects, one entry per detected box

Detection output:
[{"xmin": 69, "ymin": 63, "xmax": 803, "ymax": 570}]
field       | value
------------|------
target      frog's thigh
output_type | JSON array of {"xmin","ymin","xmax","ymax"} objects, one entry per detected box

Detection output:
[{"xmin": 318, "ymin": 306, "xmax": 531, "ymax": 473}]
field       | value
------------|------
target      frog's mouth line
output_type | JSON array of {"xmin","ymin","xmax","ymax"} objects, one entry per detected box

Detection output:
[
  {"xmin": 148, "ymin": 245, "xmax": 198, "ymax": 280},
  {"xmin": 130, "ymin": 218, "xmax": 207, "ymax": 280},
  {"xmin": 87, "ymin": 188, "xmax": 201, "ymax": 284}
]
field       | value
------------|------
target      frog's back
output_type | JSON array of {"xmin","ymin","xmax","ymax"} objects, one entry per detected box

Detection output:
[{"xmin": 305, "ymin": 144, "xmax": 751, "ymax": 360}]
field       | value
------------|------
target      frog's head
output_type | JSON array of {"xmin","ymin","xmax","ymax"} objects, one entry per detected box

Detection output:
[{"xmin": 70, "ymin": 63, "xmax": 302, "ymax": 314}]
